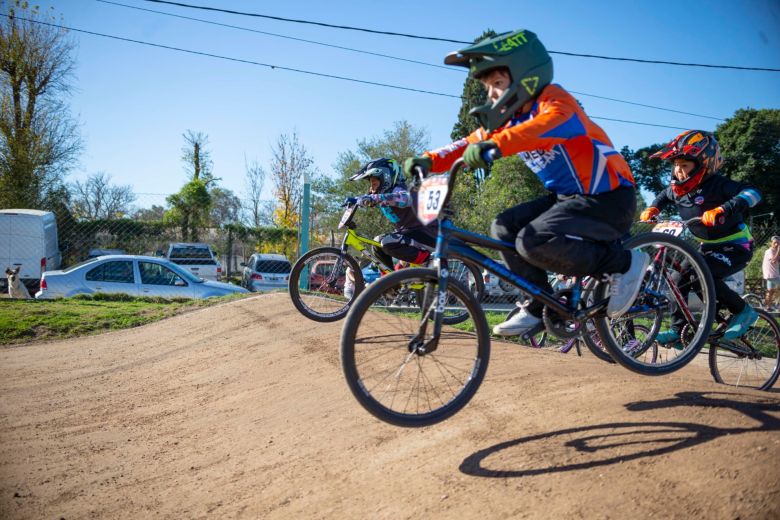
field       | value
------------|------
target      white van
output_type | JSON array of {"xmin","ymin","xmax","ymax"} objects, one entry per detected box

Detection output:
[{"xmin": 0, "ymin": 209, "xmax": 61, "ymax": 289}]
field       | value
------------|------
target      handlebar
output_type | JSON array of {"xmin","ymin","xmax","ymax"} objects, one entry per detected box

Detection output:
[
  {"xmin": 645, "ymin": 216, "xmax": 722, "ymax": 227},
  {"xmin": 412, "ymin": 147, "xmax": 501, "ymax": 184}
]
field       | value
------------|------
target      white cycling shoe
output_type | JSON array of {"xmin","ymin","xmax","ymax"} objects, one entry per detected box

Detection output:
[
  {"xmin": 606, "ymin": 250, "xmax": 651, "ymax": 318},
  {"xmin": 493, "ymin": 308, "xmax": 542, "ymax": 337}
]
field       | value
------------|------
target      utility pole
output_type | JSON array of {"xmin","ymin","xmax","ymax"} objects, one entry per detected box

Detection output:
[
  {"xmin": 299, "ymin": 170, "xmax": 311, "ymax": 290},
  {"xmin": 300, "ymin": 170, "xmax": 311, "ymax": 257}
]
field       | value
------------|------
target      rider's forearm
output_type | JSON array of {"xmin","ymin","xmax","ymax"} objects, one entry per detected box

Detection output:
[{"xmin": 365, "ymin": 190, "xmax": 410, "ymax": 208}]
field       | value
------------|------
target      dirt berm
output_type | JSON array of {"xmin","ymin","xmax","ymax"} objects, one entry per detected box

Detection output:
[{"xmin": 1, "ymin": 293, "xmax": 778, "ymax": 519}]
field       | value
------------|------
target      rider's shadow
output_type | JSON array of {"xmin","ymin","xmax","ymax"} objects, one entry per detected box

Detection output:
[{"xmin": 459, "ymin": 391, "xmax": 780, "ymax": 478}]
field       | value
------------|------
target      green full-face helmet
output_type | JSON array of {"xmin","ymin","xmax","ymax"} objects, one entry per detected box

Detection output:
[{"xmin": 445, "ymin": 29, "xmax": 553, "ymax": 132}]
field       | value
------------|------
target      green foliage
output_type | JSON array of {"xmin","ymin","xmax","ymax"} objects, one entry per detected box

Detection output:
[
  {"xmin": 165, "ymin": 178, "xmax": 212, "ymax": 241},
  {"xmin": 620, "ymin": 144, "xmax": 667, "ymax": 195},
  {"xmin": 715, "ymin": 108, "xmax": 780, "ymax": 222},
  {"xmin": 0, "ymin": 0, "xmax": 81, "ymax": 209},
  {"xmin": 59, "ymin": 218, "xmax": 172, "ymax": 264},
  {"xmin": 452, "ymin": 155, "xmax": 546, "ymax": 236},
  {"xmin": 744, "ymin": 242, "xmax": 769, "ymax": 280},
  {"xmin": 223, "ymin": 222, "xmax": 297, "ymax": 257}
]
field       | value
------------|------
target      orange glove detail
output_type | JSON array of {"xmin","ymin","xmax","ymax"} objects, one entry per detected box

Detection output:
[
  {"xmin": 640, "ymin": 207, "xmax": 660, "ymax": 222},
  {"xmin": 701, "ymin": 206, "xmax": 725, "ymax": 227}
]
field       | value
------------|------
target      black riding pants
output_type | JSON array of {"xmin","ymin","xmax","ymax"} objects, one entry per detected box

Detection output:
[
  {"xmin": 373, "ymin": 228, "xmax": 436, "ymax": 270},
  {"xmin": 490, "ymin": 187, "xmax": 636, "ymax": 317}
]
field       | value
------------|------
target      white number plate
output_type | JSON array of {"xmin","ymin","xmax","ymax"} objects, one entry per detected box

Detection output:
[
  {"xmin": 652, "ymin": 220, "xmax": 684, "ymax": 237},
  {"xmin": 417, "ymin": 174, "xmax": 449, "ymax": 225}
]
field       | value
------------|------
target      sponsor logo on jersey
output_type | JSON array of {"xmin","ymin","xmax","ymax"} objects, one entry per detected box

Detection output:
[{"xmin": 520, "ymin": 148, "xmax": 560, "ymax": 173}]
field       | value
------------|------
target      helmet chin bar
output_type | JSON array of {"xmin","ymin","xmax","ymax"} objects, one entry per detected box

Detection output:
[{"xmin": 469, "ymin": 87, "xmax": 522, "ymax": 132}]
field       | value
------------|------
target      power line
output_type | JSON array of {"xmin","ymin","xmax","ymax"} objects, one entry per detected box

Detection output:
[
  {"xmin": 0, "ymin": 14, "xmax": 458, "ymax": 99},
  {"xmin": 0, "ymin": 14, "xmax": 691, "ymax": 131},
  {"xmin": 100, "ymin": 0, "xmax": 724, "ymax": 121},
  {"xmin": 142, "ymin": 0, "xmax": 780, "ymax": 73},
  {"xmin": 97, "ymin": 0, "xmax": 457, "ymax": 72},
  {"xmin": 567, "ymin": 91, "xmax": 721, "ymax": 121}
]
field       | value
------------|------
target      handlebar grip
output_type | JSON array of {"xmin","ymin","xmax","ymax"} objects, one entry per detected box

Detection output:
[
  {"xmin": 411, "ymin": 164, "xmax": 427, "ymax": 183},
  {"xmin": 482, "ymin": 147, "xmax": 500, "ymax": 167}
]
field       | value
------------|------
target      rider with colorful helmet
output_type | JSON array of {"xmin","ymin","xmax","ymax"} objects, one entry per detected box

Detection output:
[
  {"xmin": 403, "ymin": 29, "xmax": 645, "ymax": 337},
  {"xmin": 347, "ymin": 158, "xmax": 435, "ymax": 271},
  {"xmin": 648, "ymin": 129, "xmax": 723, "ymax": 197},
  {"xmin": 642, "ymin": 130, "xmax": 762, "ymax": 341}
]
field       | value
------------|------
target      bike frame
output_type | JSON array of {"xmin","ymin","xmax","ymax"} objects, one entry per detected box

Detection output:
[{"xmin": 417, "ymin": 159, "xmax": 610, "ymax": 349}]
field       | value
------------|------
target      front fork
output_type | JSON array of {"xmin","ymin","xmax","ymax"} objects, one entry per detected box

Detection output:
[{"xmin": 409, "ymin": 233, "xmax": 451, "ymax": 354}]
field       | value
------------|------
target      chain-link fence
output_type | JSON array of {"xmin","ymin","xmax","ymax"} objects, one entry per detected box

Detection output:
[
  {"xmin": 1, "ymin": 194, "xmax": 298, "ymax": 297},
  {"xmin": 2, "ymin": 195, "xmax": 778, "ymax": 308}
]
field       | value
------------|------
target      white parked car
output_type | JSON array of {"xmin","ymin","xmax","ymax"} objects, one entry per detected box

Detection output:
[
  {"xmin": 241, "ymin": 253, "xmax": 291, "ymax": 292},
  {"xmin": 35, "ymin": 255, "xmax": 248, "ymax": 299},
  {"xmin": 475, "ymin": 262, "xmax": 523, "ymax": 302},
  {"xmin": 165, "ymin": 242, "xmax": 223, "ymax": 281}
]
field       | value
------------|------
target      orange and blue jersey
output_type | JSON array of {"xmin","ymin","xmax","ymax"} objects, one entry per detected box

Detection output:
[{"xmin": 425, "ymin": 84, "xmax": 636, "ymax": 196}]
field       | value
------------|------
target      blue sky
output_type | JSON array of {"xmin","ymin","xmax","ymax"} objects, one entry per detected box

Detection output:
[{"xmin": 29, "ymin": 0, "xmax": 780, "ymax": 205}]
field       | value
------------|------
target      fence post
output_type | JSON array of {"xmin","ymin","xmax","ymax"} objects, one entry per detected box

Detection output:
[{"xmin": 226, "ymin": 227, "xmax": 233, "ymax": 278}]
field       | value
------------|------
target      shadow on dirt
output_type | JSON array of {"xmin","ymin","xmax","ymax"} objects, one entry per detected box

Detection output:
[{"xmin": 460, "ymin": 391, "xmax": 780, "ymax": 478}]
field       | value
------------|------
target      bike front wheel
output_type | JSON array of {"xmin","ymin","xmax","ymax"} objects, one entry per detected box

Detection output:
[
  {"xmin": 340, "ymin": 268, "xmax": 490, "ymax": 427},
  {"xmin": 593, "ymin": 232, "xmax": 716, "ymax": 376},
  {"xmin": 440, "ymin": 258, "xmax": 484, "ymax": 325},
  {"xmin": 708, "ymin": 308, "xmax": 780, "ymax": 391},
  {"xmin": 288, "ymin": 247, "xmax": 363, "ymax": 322}
]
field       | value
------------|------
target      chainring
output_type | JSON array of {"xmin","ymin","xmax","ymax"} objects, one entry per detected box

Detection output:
[{"xmin": 542, "ymin": 289, "xmax": 584, "ymax": 339}]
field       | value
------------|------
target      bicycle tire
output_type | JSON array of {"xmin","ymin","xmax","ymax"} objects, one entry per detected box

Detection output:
[
  {"xmin": 708, "ymin": 308, "xmax": 780, "ymax": 391},
  {"xmin": 742, "ymin": 293, "xmax": 763, "ymax": 310},
  {"xmin": 288, "ymin": 247, "xmax": 364, "ymax": 322},
  {"xmin": 442, "ymin": 258, "xmax": 484, "ymax": 325},
  {"xmin": 340, "ymin": 267, "xmax": 490, "ymax": 427},
  {"xmin": 593, "ymin": 232, "xmax": 716, "ymax": 376}
]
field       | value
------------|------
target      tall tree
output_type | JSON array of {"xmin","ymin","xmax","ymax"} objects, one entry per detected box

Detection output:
[
  {"xmin": 209, "ymin": 187, "xmax": 241, "ymax": 225},
  {"xmin": 716, "ymin": 108, "xmax": 780, "ymax": 222},
  {"xmin": 69, "ymin": 171, "xmax": 136, "ymax": 220},
  {"xmin": 269, "ymin": 131, "xmax": 315, "ymax": 229},
  {"xmin": 243, "ymin": 157, "xmax": 266, "ymax": 227},
  {"xmin": 164, "ymin": 130, "xmax": 216, "ymax": 240},
  {"xmin": 0, "ymin": 1, "xmax": 81, "ymax": 209},
  {"xmin": 181, "ymin": 130, "xmax": 214, "ymax": 182},
  {"xmin": 133, "ymin": 204, "xmax": 165, "ymax": 222}
]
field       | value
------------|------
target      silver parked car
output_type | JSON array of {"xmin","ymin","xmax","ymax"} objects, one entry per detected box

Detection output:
[
  {"xmin": 241, "ymin": 253, "xmax": 292, "ymax": 292},
  {"xmin": 35, "ymin": 255, "xmax": 248, "ymax": 299}
]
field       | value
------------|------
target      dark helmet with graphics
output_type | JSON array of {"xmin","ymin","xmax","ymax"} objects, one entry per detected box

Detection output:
[
  {"xmin": 444, "ymin": 29, "xmax": 553, "ymax": 132},
  {"xmin": 650, "ymin": 130, "xmax": 723, "ymax": 196},
  {"xmin": 349, "ymin": 158, "xmax": 404, "ymax": 194}
]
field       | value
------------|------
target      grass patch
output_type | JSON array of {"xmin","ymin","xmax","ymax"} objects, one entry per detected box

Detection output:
[{"xmin": 0, "ymin": 292, "xmax": 252, "ymax": 345}]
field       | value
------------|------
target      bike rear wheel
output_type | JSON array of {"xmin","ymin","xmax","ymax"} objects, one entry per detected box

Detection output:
[
  {"xmin": 708, "ymin": 308, "xmax": 780, "ymax": 391},
  {"xmin": 741, "ymin": 293, "xmax": 763, "ymax": 310},
  {"xmin": 593, "ymin": 232, "xmax": 716, "ymax": 375},
  {"xmin": 340, "ymin": 268, "xmax": 490, "ymax": 427},
  {"xmin": 288, "ymin": 247, "xmax": 363, "ymax": 322}
]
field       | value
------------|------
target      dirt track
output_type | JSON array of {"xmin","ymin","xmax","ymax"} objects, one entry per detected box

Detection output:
[{"xmin": 1, "ymin": 293, "xmax": 779, "ymax": 519}]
